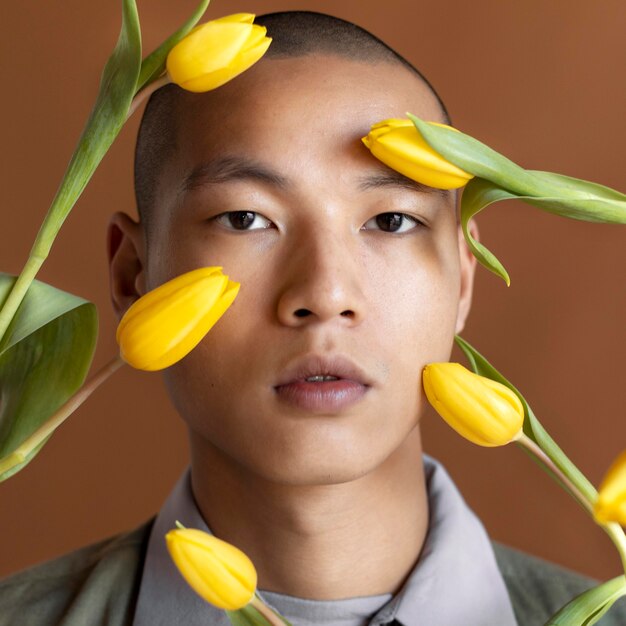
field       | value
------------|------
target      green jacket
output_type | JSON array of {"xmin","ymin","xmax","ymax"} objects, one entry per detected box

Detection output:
[{"xmin": 1, "ymin": 520, "xmax": 625, "ymax": 625}]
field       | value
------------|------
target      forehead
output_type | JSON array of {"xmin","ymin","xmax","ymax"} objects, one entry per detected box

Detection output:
[
  {"xmin": 172, "ymin": 54, "xmax": 443, "ymax": 163},
  {"xmin": 150, "ymin": 55, "xmax": 447, "ymax": 224}
]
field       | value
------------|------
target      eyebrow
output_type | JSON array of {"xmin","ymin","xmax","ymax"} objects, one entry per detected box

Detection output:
[
  {"xmin": 179, "ymin": 156, "xmax": 289, "ymax": 196},
  {"xmin": 356, "ymin": 170, "xmax": 450, "ymax": 198},
  {"xmin": 178, "ymin": 155, "xmax": 449, "ymax": 198}
]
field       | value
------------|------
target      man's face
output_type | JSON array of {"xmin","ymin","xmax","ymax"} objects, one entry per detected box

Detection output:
[{"xmin": 138, "ymin": 55, "xmax": 474, "ymax": 485}]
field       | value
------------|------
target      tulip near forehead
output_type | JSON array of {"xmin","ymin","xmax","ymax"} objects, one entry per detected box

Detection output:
[
  {"xmin": 362, "ymin": 119, "xmax": 474, "ymax": 190},
  {"xmin": 167, "ymin": 13, "xmax": 272, "ymax": 92}
]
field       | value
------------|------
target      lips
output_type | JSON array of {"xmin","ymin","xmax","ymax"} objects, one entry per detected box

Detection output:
[
  {"xmin": 274, "ymin": 354, "xmax": 372, "ymax": 387},
  {"xmin": 273, "ymin": 354, "xmax": 372, "ymax": 413}
]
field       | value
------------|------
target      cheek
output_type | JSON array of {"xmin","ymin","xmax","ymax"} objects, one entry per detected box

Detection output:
[{"xmin": 368, "ymin": 235, "xmax": 461, "ymax": 365}]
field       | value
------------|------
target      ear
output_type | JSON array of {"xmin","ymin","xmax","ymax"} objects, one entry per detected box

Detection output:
[
  {"xmin": 107, "ymin": 212, "xmax": 146, "ymax": 322},
  {"xmin": 455, "ymin": 219, "xmax": 478, "ymax": 334}
]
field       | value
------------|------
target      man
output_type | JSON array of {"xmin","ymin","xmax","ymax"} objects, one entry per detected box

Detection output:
[{"xmin": 1, "ymin": 11, "xmax": 623, "ymax": 626}]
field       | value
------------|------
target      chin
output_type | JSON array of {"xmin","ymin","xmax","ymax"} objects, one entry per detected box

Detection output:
[{"xmin": 241, "ymin": 429, "xmax": 408, "ymax": 487}]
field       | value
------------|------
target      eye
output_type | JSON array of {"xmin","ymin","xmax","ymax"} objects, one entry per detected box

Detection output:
[
  {"xmin": 214, "ymin": 211, "xmax": 274, "ymax": 231},
  {"xmin": 362, "ymin": 212, "xmax": 423, "ymax": 233}
]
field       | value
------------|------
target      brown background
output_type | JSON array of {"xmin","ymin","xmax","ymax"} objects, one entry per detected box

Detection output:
[{"xmin": 1, "ymin": 0, "xmax": 625, "ymax": 582}]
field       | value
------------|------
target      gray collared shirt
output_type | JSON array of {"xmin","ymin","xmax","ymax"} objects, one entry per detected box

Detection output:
[{"xmin": 133, "ymin": 455, "xmax": 517, "ymax": 625}]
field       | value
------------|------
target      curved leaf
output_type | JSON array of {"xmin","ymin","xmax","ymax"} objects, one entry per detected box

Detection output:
[
  {"xmin": 0, "ymin": 274, "xmax": 98, "ymax": 481},
  {"xmin": 460, "ymin": 178, "xmax": 514, "ymax": 285},
  {"xmin": 137, "ymin": 0, "xmax": 211, "ymax": 91},
  {"xmin": 545, "ymin": 575, "xmax": 626, "ymax": 625},
  {"xmin": 459, "ymin": 174, "xmax": 626, "ymax": 285}
]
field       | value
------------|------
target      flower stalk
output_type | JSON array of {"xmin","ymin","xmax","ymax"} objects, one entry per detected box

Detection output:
[
  {"xmin": 0, "ymin": 354, "xmax": 125, "ymax": 477},
  {"xmin": 249, "ymin": 596, "xmax": 287, "ymax": 626}
]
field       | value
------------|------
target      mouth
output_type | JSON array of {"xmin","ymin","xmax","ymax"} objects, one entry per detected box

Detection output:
[{"xmin": 273, "ymin": 355, "xmax": 372, "ymax": 413}]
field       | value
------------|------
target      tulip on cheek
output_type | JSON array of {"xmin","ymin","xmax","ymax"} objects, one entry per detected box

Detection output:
[
  {"xmin": 594, "ymin": 451, "xmax": 626, "ymax": 525},
  {"xmin": 166, "ymin": 13, "xmax": 272, "ymax": 92},
  {"xmin": 116, "ymin": 267, "xmax": 239, "ymax": 371},
  {"xmin": 166, "ymin": 528, "xmax": 257, "ymax": 610},
  {"xmin": 362, "ymin": 118, "xmax": 474, "ymax": 190},
  {"xmin": 423, "ymin": 363, "xmax": 524, "ymax": 447}
]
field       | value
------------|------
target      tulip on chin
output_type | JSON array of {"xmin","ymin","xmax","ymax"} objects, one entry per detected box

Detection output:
[{"xmin": 423, "ymin": 362, "xmax": 524, "ymax": 447}]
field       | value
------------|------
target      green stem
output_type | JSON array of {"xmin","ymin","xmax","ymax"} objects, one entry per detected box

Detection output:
[
  {"xmin": 0, "ymin": 75, "xmax": 165, "ymax": 344},
  {"xmin": 126, "ymin": 74, "xmax": 170, "ymax": 118},
  {"xmin": 250, "ymin": 596, "xmax": 286, "ymax": 626},
  {"xmin": 518, "ymin": 434, "xmax": 626, "ymax": 575},
  {"xmin": 518, "ymin": 434, "xmax": 593, "ymax": 512},
  {"xmin": 0, "ymin": 251, "xmax": 47, "ymax": 344},
  {"xmin": 0, "ymin": 354, "xmax": 125, "ymax": 476}
]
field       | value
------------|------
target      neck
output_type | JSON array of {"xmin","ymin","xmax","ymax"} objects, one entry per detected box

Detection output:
[{"xmin": 190, "ymin": 427, "xmax": 428, "ymax": 600}]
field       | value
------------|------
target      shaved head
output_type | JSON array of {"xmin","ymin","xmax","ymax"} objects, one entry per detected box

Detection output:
[{"xmin": 134, "ymin": 11, "xmax": 450, "ymax": 234}]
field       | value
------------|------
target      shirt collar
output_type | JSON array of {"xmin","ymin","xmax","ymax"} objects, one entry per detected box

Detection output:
[
  {"xmin": 371, "ymin": 457, "xmax": 517, "ymax": 625},
  {"xmin": 133, "ymin": 456, "xmax": 517, "ymax": 626}
]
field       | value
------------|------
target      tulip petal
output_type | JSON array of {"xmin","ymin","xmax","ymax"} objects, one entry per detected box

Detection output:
[
  {"xmin": 168, "ymin": 22, "xmax": 254, "ymax": 80},
  {"xmin": 179, "ymin": 36, "xmax": 272, "ymax": 92},
  {"xmin": 147, "ymin": 280, "xmax": 240, "ymax": 370},
  {"xmin": 362, "ymin": 119, "xmax": 473, "ymax": 190},
  {"xmin": 213, "ymin": 13, "xmax": 256, "ymax": 25},
  {"xmin": 594, "ymin": 451, "xmax": 626, "ymax": 525},
  {"xmin": 423, "ymin": 363, "xmax": 524, "ymax": 447},
  {"xmin": 116, "ymin": 267, "xmax": 239, "ymax": 371},
  {"xmin": 166, "ymin": 528, "xmax": 257, "ymax": 610},
  {"xmin": 116, "ymin": 267, "xmax": 223, "ymax": 342},
  {"xmin": 166, "ymin": 15, "xmax": 272, "ymax": 93}
]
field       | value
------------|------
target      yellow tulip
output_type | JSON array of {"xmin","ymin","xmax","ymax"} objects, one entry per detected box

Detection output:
[
  {"xmin": 594, "ymin": 451, "xmax": 626, "ymax": 525},
  {"xmin": 423, "ymin": 363, "xmax": 524, "ymax": 446},
  {"xmin": 362, "ymin": 118, "xmax": 474, "ymax": 190},
  {"xmin": 116, "ymin": 267, "xmax": 239, "ymax": 371},
  {"xmin": 166, "ymin": 13, "xmax": 272, "ymax": 92},
  {"xmin": 166, "ymin": 527, "xmax": 257, "ymax": 610}
]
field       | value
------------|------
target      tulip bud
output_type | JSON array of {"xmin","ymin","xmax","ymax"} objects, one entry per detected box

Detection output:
[
  {"xmin": 362, "ymin": 118, "xmax": 474, "ymax": 190},
  {"xmin": 166, "ymin": 527, "xmax": 257, "ymax": 610},
  {"xmin": 423, "ymin": 362, "xmax": 524, "ymax": 446},
  {"xmin": 594, "ymin": 451, "xmax": 626, "ymax": 525},
  {"xmin": 166, "ymin": 13, "xmax": 272, "ymax": 92},
  {"xmin": 116, "ymin": 267, "xmax": 239, "ymax": 371}
]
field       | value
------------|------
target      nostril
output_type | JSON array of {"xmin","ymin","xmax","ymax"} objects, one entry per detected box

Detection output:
[
  {"xmin": 341, "ymin": 310, "xmax": 354, "ymax": 317},
  {"xmin": 294, "ymin": 309, "xmax": 311, "ymax": 318}
]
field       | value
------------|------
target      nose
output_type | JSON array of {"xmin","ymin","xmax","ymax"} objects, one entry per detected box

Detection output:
[{"xmin": 276, "ymin": 226, "xmax": 366, "ymax": 328}]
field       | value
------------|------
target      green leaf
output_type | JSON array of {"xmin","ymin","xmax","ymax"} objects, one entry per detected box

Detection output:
[
  {"xmin": 459, "ymin": 178, "xmax": 514, "ymax": 285},
  {"xmin": 0, "ymin": 274, "xmax": 98, "ymax": 481},
  {"xmin": 409, "ymin": 114, "xmax": 626, "ymax": 225},
  {"xmin": 408, "ymin": 114, "xmax": 545, "ymax": 197},
  {"xmin": 31, "ymin": 0, "xmax": 142, "ymax": 264},
  {"xmin": 545, "ymin": 575, "xmax": 626, "ymax": 625},
  {"xmin": 454, "ymin": 335, "xmax": 597, "ymax": 505},
  {"xmin": 226, "ymin": 595, "xmax": 293, "ymax": 625},
  {"xmin": 460, "ymin": 174, "xmax": 626, "ymax": 285},
  {"xmin": 137, "ymin": 0, "xmax": 211, "ymax": 91}
]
